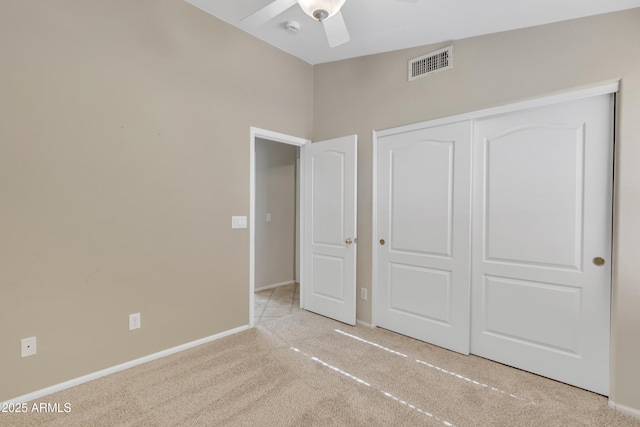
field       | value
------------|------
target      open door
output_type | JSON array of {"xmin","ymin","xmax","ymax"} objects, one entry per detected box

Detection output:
[{"xmin": 303, "ymin": 135, "xmax": 357, "ymax": 325}]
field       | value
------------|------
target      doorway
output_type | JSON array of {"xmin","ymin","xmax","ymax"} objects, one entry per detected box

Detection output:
[
  {"xmin": 249, "ymin": 128, "xmax": 309, "ymax": 327},
  {"xmin": 254, "ymin": 138, "xmax": 300, "ymax": 324},
  {"xmin": 250, "ymin": 128, "xmax": 359, "ymax": 327}
]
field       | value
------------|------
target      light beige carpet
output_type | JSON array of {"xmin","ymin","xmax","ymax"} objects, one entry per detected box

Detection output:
[{"xmin": 3, "ymin": 310, "xmax": 639, "ymax": 426}]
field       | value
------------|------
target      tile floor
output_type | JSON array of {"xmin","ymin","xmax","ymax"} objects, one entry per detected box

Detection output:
[{"xmin": 254, "ymin": 282, "xmax": 300, "ymax": 324}]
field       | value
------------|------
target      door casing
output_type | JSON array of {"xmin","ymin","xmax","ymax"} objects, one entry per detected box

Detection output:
[{"xmin": 249, "ymin": 127, "xmax": 309, "ymax": 328}]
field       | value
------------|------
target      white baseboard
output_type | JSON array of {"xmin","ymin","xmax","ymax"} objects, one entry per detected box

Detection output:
[
  {"xmin": 255, "ymin": 280, "xmax": 296, "ymax": 292},
  {"xmin": 356, "ymin": 319, "xmax": 375, "ymax": 329},
  {"xmin": 609, "ymin": 400, "xmax": 640, "ymax": 419},
  {"xmin": 1, "ymin": 324, "xmax": 250, "ymax": 405}
]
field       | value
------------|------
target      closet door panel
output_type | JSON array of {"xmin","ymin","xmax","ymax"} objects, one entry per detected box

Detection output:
[
  {"xmin": 376, "ymin": 121, "xmax": 472, "ymax": 354},
  {"xmin": 471, "ymin": 94, "xmax": 613, "ymax": 395}
]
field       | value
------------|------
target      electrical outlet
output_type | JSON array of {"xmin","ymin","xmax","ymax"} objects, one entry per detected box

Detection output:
[
  {"xmin": 360, "ymin": 288, "xmax": 368, "ymax": 301},
  {"xmin": 21, "ymin": 337, "xmax": 37, "ymax": 358},
  {"xmin": 129, "ymin": 313, "xmax": 141, "ymax": 331}
]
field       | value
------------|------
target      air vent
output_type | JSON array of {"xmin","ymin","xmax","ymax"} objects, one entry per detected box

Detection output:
[{"xmin": 408, "ymin": 46, "xmax": 453, "ymax": 81}]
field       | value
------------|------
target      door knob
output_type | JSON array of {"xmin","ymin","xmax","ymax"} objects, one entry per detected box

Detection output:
[
  {"xmin": 345, "ymin": 238, "xmax": 353, "ymax": 244},
  {"xmin": 380, "ymin": 239, "xmax": 385, "ymax": 245},
  {"xmin": 593, "ymin": 257, "xmax": 605, "ymax": 266}
]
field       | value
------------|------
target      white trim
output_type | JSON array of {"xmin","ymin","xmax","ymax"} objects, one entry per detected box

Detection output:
[
  {"xmin": 295, "ymin": 157, "xmax": 301, "ymax": 284},
  {"xmin": 249, "ymin": 127, "xmax": 310, "ymax": 328},
  {"xmin": 255, "ymin": 280, "xmax": 296, "ymax": 292},
  {"xmin": 299, "ymin": 144, "xmax": 307, "ymax": 310},
  {"xmin": 609, "ymin": 400, "xmax": 640, "ymax": 419},
  {"xmin": 1, "ymin": 324, "xmax": 250, "ymax": 405},
  {"xmin": 250, "ymin": 127, "xmax": 310, "ymax": 146},
  {"xmin": 376, "ymin": 81, "xmax": 620, "ymax": 138},
  {"xmin": 371, "ymin": 130, "xmax": 379, "ymax": 328}
]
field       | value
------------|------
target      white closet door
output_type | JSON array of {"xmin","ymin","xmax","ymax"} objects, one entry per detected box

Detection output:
[
  {"xmin": 471, "ymin": 95, "xmax": 613, "ymax": 395},
  {"xmin": 376, "ymin": 121, "xmax": 472, "ymax": 354}
]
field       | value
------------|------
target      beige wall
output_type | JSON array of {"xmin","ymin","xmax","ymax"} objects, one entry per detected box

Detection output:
[
  {"xmin": 255, "ymin": 139, "xmax": 298, "ymax": 289},
  {"xmin": 0, "ymin": 0, "xmax": 312, "ymax": 401},
  {"xmin": 313, "ymin": 8, "xmax": 640, "ymax": 411}
]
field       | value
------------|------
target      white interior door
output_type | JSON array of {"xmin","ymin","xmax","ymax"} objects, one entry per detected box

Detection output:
[
  {"xmin": 471, "ymin": 95, "xmax": 614, "ymax": 395},
  {"xmin": 376, "ymin": 121, "xmax": 472, "ymax": 354},
  {"xmin": 303, "ymin": 135, "xmax": 357, "ymax": 325}
]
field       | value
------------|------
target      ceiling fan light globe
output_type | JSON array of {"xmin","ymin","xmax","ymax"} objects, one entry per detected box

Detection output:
[
  {"xmin": 313, "ymin": 9, "xmax": 329, "ymax": 21},
  {"xmin": 298, "ymin": 0, "xmax": 346, "ymax": 21}
]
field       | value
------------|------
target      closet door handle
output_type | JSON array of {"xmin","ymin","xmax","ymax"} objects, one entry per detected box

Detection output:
[{"xmin": 380, "ymin": 239, "xmax": 385, "ymax": 245}]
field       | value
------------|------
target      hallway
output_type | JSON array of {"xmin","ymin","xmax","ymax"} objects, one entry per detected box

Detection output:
[{"xmin": 255, "ymin": 283, "xmax": 300, "ymax": 324}]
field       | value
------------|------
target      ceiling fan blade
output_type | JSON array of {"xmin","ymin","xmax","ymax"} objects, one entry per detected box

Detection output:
[
  {"xmin": 322, "ymin": 11, "xmax": 350, "ymax": 48},
  {"xmin": 241, "ymin": 0, "xmax": 298, "ymax": 27}
]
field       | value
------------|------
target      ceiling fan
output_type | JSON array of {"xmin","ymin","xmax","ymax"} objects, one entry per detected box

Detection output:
[
  {"xmin": 242, "ymin": 0, "xmax": 420, "ymax": 48},
  {"xmin": 241, "ymin": 0, "xmax": 352, "ymax": 48}
]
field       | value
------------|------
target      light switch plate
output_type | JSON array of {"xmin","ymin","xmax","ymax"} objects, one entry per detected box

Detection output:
[
  {"xmin": 129, "ymin": 313, "xmax": 141, "ymax": 331},
  {"xmin": 232, "ymin": 216, "xmax": 247, "ymax": 229},
  {"xmin": 266, "ymin": 213, "xmax": 271, "ymax": 222}
]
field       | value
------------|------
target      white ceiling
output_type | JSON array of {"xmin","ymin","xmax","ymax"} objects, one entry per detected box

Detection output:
[{"xmin": 185, "ymin": 0, "xmax": 640, "ymax": 64}]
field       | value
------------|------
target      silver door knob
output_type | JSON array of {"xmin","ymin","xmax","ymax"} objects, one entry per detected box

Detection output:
[{"xmin": 345, "ymin": 238, "xmax": 353, "ymax": 244}]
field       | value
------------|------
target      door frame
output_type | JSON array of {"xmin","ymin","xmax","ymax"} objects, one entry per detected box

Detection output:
[
  {"xmin": 371, "ymin": 81, "xmax": 618, "ymax": 329},
  {"xmin": 249, "ymin": 127, "xmax": 309, "ymax": 328}
]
